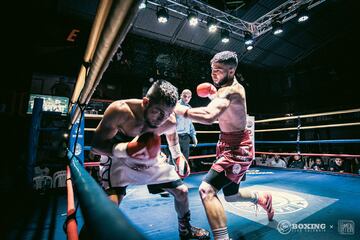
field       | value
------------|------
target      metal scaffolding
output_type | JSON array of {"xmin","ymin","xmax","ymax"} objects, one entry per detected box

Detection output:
[{"xmin": 146, "ymin": 0, "xmax": 327, "ymax": 39}]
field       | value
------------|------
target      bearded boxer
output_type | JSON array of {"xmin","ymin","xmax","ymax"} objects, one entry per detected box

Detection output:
[
  {"xmin": 175, "ymin": 51, "xmax": 274, "ymax": 240},
  {"xmin": 90, "ymin": 80, "xmax": 209, "ymax": 240}
]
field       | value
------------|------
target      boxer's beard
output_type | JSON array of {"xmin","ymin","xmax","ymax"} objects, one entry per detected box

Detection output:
[
  {"xmin": 214, "ymin": 72, "xmax": 231, "ymax": 88},
  {"xmin": 145, "ymin": 119, "xmax": 157, "ymax": 128},
  {"xmin": 144, "ymin": 108, "xmax": 158, "ymax": 129}
]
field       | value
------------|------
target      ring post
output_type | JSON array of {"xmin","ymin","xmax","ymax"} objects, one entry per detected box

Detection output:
[
  {"xmin": 296, "ymin": 116, "xmax": 301, "ymax": 154},
  {"xmin": 27, "ymin": 97, "xmax": 43, "ymax": 188},
  {"xmin": 69, "ymin": 104, "xmax": 85, "ymax": 164}
]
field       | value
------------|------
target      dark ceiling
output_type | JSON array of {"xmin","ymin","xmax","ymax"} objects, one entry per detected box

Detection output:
[
  {"xmin": 29, "ymin": 0, "xmax": 358, "ymax": 75},
  {"xmin": 131, "ymin": 0, "xmax": 356, "ymax": 68}
]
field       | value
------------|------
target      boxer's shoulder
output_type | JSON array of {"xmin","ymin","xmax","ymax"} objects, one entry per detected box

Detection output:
[
  {"xmin": 153, "ymin": 113, "xmax": 176, "ymax": 135},
  {"xmin": 217, "ymin": 84, "xmax": 243, "ymax": 100}
]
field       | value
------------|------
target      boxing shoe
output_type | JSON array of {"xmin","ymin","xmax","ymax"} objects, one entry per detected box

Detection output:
[
  {"xmin": 179, "ymin": 226, "xmax": 210, "ymax": 240},
  {"xmin": 179, "ymin": 211, "xmax": 210, "ymax": 240},
  {"xmin": 256, "ymin": 192, "xmax": 274, "ymax": 221}
]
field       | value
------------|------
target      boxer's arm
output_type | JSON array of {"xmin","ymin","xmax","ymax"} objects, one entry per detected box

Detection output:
[
  {"xmin": 165, "ymin": 125, "xmax": 191, "ymax": 178},
  {"xmin": 164, "ymin": 125, "xmax": 182, "ymax": 159},
  {"xmin": 91, "ymin": 102, "xmax": 127, "ymax": 156},
  {"xmin": 176, "ymin": 85, "xmax": 244, "ymax": 124},
  {"xmin": 175, "ymin": 95, "xmax": 230, "ymax": 125}
]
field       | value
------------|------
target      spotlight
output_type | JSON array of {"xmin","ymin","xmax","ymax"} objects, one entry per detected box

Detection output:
[
  {"xmin": 221, "ymin": 30, "xmax": 230, "ymax": 43},
  {"xmin": 139, "ymin": 0, "xmax": 147, "ymax": 10},
  {"xmin": 244, "ymin": 31, "xmax": 253, "ymax": 45},
  {"xmin": 207, "ymin": 17, "xmax": 217, "ymax": 33},
  {"xmin": 187, "ymin": 11, "xmax": 198, "ymax": 26},
  {"xmin": 272, "ymin": 20, "xmax": 283, "ymax": 35},
  {"xmin": 297, "ymin": 6, "xmax": 309, "ymax": 22},
  {"xmin": 157, "ymin": 7, "xmax": 169, "ymax": 23},
  {"xmin": 246, "ymin": 45, "xmax": 253, "ymax": 51}
]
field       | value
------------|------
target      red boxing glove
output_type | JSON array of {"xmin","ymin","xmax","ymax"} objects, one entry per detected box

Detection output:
[
  {"xmin": 175, "ymin": 155, "xmax": 191, "ymax": 178},
  {"xmin": 127, "ymin": 132, "xmax": 161, "ymax": 160},
  {"xmin": 196, "ymin": 83, "xmax": 217, "ymax": 98}
]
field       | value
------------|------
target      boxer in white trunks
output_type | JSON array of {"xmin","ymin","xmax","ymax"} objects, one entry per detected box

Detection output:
[{"xmin": 90, "ymin": 80, "xmax": 209, "ymax": 240}]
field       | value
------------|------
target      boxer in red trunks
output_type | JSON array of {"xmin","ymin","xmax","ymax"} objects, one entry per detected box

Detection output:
[{"xmin": 175, "ymin": 51, "xmax": 274, "ymax": 240}]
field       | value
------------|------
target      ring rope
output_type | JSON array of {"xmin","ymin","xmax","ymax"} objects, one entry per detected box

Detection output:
[
  {"xmin": 84, "ymin": 108, "xmax": 360, "ymax": 124},
  {"xmin": 83, "ymin": 151, "xmax": 360, "ymax": 168},
  {"xmin": 196, "ymin": 130, "xmax": 220, "ymax": 134},
  {"xmin": 256, "ymin": 139, "xmax": 360, "ymax": 144},
  {"xmin": 83, "ymin": 138, "xmax": 358, "ymax": 152},
  {"xmin": 255, "ymin": 151, "xmax": 360, "ymax": 158},
  {"xmin": 79, "ymin": 122, "xmax": 360, "ymax": 133},
  {"xmin": 255, "ymin": 122, "xmax": 360, "ymax": 132},
  {"xmin": 255, "ymin": 108, "xmax": 360, "ymax": 123},
  {"xmin": 85, "ymin": 113, "xmax": 103, "ymax": 120}
]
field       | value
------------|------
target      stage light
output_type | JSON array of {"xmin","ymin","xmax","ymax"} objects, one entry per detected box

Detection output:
[
  {"xmin": 139, "ymin": 0, "xmax": 147, "ymax": 10},
  {"xmin": 157, "ymin": 7, "xmax": 169, "ymax": 23},
  {"xmin": 244, "ymin": 31, "xmax": 253, "ymax": 45},
  {"xmin": 207, "ymin": 17, "xmax": 217, "ymax": 33},
  {"xmin": 297, "ymin": 6, "xmax": 310, "ymax": 22},
  {"xmin": 221, "ymin": 30, "xmax": 230, "ymax": 43},
  {"xmin": 272, "ymin": 20, "xmax": 283, "ymax": 35},
  {"xmin": 246, "ymin": 45, "xmax": 253, "ymax": 51},
  {"xmin": 187, "ymin": 11, "xmax": 198, "ymax": 26}
]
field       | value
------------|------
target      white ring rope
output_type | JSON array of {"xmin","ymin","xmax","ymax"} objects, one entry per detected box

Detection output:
[
  {"xmin": 255, "ymin": 108, "xmax": 360, "ymax": 123},
  {"xmin": 255, "ymin": 122, "xmax": 360, "ymax": 133}
]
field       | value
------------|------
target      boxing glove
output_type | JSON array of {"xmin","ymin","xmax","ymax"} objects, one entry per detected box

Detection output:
[
  {"xmin": 112, "ymin": 132, "xmax": 161, "ymax": 160},
  {"xmin": 196, "ymin": 82, "xmax": 217, "ymax": 98},
  {"xmin": 169, "ymin": 143, "xmax": 191, "ymax": 178},
  {"xmin": 175, "ymin": 155, "xmax": 191, "ymax": 178}
]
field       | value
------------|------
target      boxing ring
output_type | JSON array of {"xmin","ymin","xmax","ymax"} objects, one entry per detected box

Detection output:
[
  {"xmin": 22, "ymin": 1, "xmax": 359, "ymax": 239},
  {"xmin": 72, "ymin": 104, "xmax": 360, "ymax": 240}
]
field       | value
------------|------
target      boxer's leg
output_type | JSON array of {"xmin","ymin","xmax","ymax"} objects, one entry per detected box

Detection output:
[
  {"xmin": 200, "ymin": 169, "xmax": 232, "ymax": 240},
  {"xmin": 223, "ymin": 184, "xmax": 274, "ymax": 221},
  {"xmin": 165, "ymin": 184, "xmax": 210, "ymax": 240}
]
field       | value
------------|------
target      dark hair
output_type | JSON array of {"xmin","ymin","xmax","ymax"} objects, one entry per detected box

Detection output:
[
  {"xmin": 210, "ymin": 51, "xmax": 238, "ymax": 68},
  {"xmin": 146, "ymin": 80, "xmax": 178, "ymax": 107}
]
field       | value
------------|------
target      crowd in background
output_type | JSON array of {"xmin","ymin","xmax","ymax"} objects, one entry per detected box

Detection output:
[{"xmin": 253, "ymin": 152, "xmax": 360, "ymax": 174}]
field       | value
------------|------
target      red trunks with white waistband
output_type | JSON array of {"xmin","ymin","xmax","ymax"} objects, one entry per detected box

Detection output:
[{"xmin": 211, "ymin": 130, "xmax": 254, "ymax": 184}]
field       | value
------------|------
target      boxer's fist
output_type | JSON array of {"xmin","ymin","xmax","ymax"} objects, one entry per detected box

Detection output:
[
  {"xmin": 175, "ymin": 155, "xmax": 191, "ymax": 178},
  {"xmin": 197, "ymin": 83, "xmax": 217, "ymax": 98},
  {"xmin": 127, "ymin": 132, "xmax": 161, "ymax": 160}
]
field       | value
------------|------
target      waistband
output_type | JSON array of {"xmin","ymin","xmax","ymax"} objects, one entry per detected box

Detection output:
[{"xmin": 219, "ymin": 130, "xmax": 250, "ymax": 143}]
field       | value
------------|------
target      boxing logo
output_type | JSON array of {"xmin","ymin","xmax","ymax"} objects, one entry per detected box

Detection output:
[
  {"xmin": 232, "ymin": 164, "xmax": 241, "ymax": 174},
  {"xmin": 277, "ymin": 220, "xmax": 292, "ymax": 234}
]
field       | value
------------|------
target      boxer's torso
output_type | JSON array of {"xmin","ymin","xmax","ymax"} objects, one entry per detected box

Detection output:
[{"xmin": 217, "ymin": 79, "xmax": 247, "ymax": 132}]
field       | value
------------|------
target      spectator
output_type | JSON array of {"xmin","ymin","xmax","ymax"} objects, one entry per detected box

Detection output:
[
  {"xmin": 288, "ymin": 154, "xmax": 305, "ymax": 169},
  {"xmin": 310, "ymin": 157, "xmax": 326, "ymax": 171},
  {"xmin": 269, "ymin": 154, "xmax": 287, "ymax": 168},
  {"xmin": 329, "ymin": 157, "xmax": 346, "ymax": 173},
  {"xmin": 254, "ymin": 154, "xmax": 269, "ymax": 166}
]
